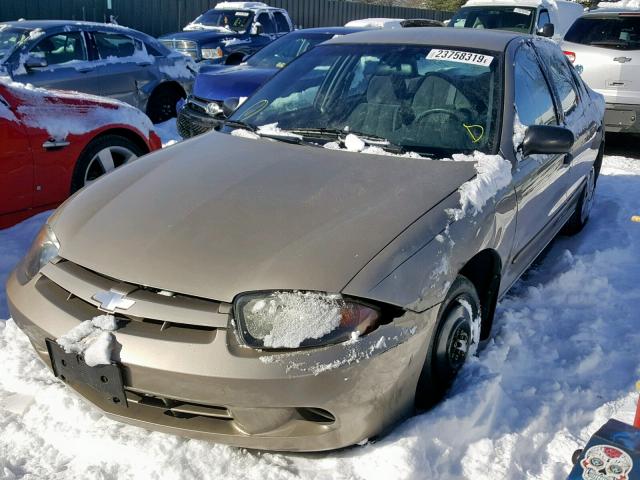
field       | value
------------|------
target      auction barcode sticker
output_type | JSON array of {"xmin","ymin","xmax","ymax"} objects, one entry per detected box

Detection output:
[{"xmin": 427, "ymin": 49, "xmax": 494, "ymax": 66}]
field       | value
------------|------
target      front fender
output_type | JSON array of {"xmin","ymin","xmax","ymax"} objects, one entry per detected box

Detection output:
[{"xmin": 343, "ymin": 187, "xmax": 517, "ymax": 312}]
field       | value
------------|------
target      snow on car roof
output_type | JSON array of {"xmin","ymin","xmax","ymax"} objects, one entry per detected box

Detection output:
[
  {"xmin": 594, "ymin": 0, "xmax": 640, "ymax": 10},
  {"xmin": 213, "ymin": 2, "xmax": 278, "ymax": 10},
  {"xmin": 462, "ymin": 0, "xmax": 561, "ymax": 8},
  {"xmin": 324, "ymin": 26, "xmax": 521, "ymax": 52},
  {"xmin": 345, "ymin": 18, "xmax": 404, "ymax": 28}
]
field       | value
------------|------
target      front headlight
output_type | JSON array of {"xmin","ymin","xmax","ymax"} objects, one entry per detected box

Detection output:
[
  {"xmin": 201, "ymin": 47, "xmax": 223, "ymax": 59},
  {"xmin": 18, "ymin": 224, "xmax": 60, "ymax": 283},
  {"xmin": 234, "ymin": 291, "xmax": 381, "ymax": 350}
]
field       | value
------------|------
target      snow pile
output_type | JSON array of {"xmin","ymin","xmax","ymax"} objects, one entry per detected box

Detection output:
[
  {"xmin": 447, "ymin": 152, "xmax": 513, "ymax": 221},
  {"xmin": 57, "ymin": 314, "xmax": 118, "ymax": 367},
  {"xmin": 184, "ymin": 23, "xmax": 233, "ymax": 32},
  {"xmin": 345, "ymin": 18, "xmax": 403, "ymax": 28},
  {"xmin": 243, "ymin": 292, "xmax": 343, "ymax": 348},
  {"xmin": 222, "ymin": 38, "xmax": 251, "ymax": 47},
  {"xmin": 512, "ymin": 112, "xmax": 527, "ymax": 155},
  {"xmin": 1, "ymin": 77, "xmax": 153, "ymax": 140},
  {"xmin": 597, "ymin": 0, "xmax": 640, "ymax": 8},
  {"xmin": 158, "ymin": 54, "xmax": 195, "ymax": 81},
  {"xmin": 230, "ymin": 128, "xmax": 260, "ymax": 139},
  {"xmin": 154, "ymin": 118, "xmax": 182, "ymax": 147}
]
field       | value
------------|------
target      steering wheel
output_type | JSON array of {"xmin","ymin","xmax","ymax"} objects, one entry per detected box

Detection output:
[{"xmin": 415, "ymin": 108, "xmax": 467, "ymax": 124}]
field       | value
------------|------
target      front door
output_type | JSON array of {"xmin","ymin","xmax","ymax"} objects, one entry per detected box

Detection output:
[
  {"xmin": 11, "ymin": 31, "xmax": 102, "ymax": 95},
  {"xmin": 0, "ymin": 90, "xmax": 33, "ymax": 219},
  {"xmin": 507, "ymin": 42, "xmax": 571, "ymax": 279}
]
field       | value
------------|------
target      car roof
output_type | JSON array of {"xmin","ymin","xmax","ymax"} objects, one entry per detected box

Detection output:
[
  {"xmin": 0, "ymin": 19, "xmax": 138, "ymax": 33},
  {"xmin": 324, "ymin": 27, "xmax": 522, "ymax": 52},
  {"xmin": 583, "ymin": 8, "xmax": 640, "ymax": 15},
  {"xmin": 292, "ymin": 26, "xmax": 370, "ymax": 35}
]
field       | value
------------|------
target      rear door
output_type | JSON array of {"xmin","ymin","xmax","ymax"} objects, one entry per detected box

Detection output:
[
  {"xmin": 564, "ymin": 13, "xmax": 640, "ymax": 106},
  {"xmin": 0, "ymin": 90, "xmax": 33, "ymax": 217},
  {"xmin": 12, "ymin": 31, "xmax": 102, "ymax": 95},
  {"xmin": 509, "ymin": 42, "xmax": 571, "ymax": 274},
  {"xmin": 89, "ymin": 31, "xmax": 155, "ymax": 107}
]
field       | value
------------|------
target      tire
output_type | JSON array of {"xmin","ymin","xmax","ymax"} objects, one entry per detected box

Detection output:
[
  {"xmin": 415, "ymin": 275, "xmax": 481, "ymax": 409},
  {"xmin": 562, "ymin": 164, "xmax": 597, "ymax": 235},
  {"xmin": 70, "ymin": 135, "xmax": 145, "ymax": 193},
  {"xmin": 146, "ymin": 84, "xmax": 185, "ymax": 124}
]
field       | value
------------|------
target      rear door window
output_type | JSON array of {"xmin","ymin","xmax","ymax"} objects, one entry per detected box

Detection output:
[
  {"xmin": 273, "ymin": 12, "xmax": 291, "ymax": 33},
  {"xmin": 31, "ymin": 32, "xmax": 86, "ymax": 65},
  {"xmin": 256, "ymin": 13, "xmax": 276, "ymax": 34},
  {"xmin": 94, "ymin": 32, "xmax": 140, "ymax": 59},
  {"xmin": 565, "ymin": 15, "xmax": 640, "ymax": 50}
]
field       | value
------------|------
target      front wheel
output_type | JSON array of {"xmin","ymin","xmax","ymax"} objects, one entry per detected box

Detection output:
[
  {"xmin": 415, "ymin": 275, "xmax": 481, "ymax": 408},
  {"xmin": 146, "ymin": 84, "xmax": 185, "ymax": 124},
  {"xmin": 71, "ymin": 135, "xmax": 145, "ymax": 193}
]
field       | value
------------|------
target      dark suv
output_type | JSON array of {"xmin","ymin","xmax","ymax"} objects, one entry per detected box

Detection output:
[{"xmin": 158, "ymin": 2, "xmax": 293, "ymax": 64}]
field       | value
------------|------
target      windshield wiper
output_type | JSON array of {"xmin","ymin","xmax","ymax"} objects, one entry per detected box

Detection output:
[
  {"xmin": 222, "ymin": 119, "xmax": 256, "ymax": 132},
  {"xmin": 287, "ymin": 127, "xmax": 344, "ymax": 140}
]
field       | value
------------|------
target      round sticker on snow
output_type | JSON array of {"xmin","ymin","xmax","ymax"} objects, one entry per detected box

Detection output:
[{"xmin": 427, "ymin": 49, "xmax": 494, "ymax": 66}]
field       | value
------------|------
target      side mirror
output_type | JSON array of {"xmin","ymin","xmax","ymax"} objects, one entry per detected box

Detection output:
[
  {"xmin": 522, "ymin": 125, "xmax": 574, "ymax": 157},
  {"xmin": 222, "ymin": 97, "xmax": 240, "ymax": 117},
  {"xmin": 250, "ymin": 22, "xmax": 263, "ymax": 36},
  {"xmin": 24, "ymin": 54, "xmax": 47, "ymax": 70},
  {"xmin": 537, "ymin": 23, "xmax": 555, "ymax": 38}
]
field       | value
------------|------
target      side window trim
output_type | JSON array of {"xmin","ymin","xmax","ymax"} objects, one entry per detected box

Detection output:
[{"xmin": 528, "ymin": 41, "xmax": 564, "ymax": 123}]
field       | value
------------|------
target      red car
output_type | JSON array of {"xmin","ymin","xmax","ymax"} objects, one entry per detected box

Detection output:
[{"xmin": 0, "ymin": 79, "xmax": 162, "ymax": 229}]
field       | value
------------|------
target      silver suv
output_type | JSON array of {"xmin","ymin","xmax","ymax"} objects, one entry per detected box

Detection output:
[{"xmin": 562, "ymin": 9, "xmax": 640, "ymax": 133}]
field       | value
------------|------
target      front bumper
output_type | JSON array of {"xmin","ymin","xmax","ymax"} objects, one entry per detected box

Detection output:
[
  {"xmin": 604, "ymin": 103, "xmax": 640, "ymax": 134},
  {"xmin": 6, "ymin": 268, "xmax": 436, "ymax": 451}
]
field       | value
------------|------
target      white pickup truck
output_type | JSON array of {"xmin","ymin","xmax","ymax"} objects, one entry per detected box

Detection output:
[{"xmin": 448, "ymin": 0, "xmax": 584, "ymax": 42}]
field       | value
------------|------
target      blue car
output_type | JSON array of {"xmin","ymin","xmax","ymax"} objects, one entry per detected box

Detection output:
[
  {"xmin": 176, "ymin": 26, "xmax": 367, "ymax": 138},
  {"xmin": 158, "ymin": 2, "xmax": 293, "ymax": 64}
]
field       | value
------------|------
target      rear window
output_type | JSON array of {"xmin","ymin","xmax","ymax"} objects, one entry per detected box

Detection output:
[{"xmin": 565, "ymin": 15, "xmax": 640, "ymax": 50}]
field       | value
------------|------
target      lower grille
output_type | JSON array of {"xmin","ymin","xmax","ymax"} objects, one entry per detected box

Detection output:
[
  {"xmin": 177, "ymin": 105, "xmax": 220, "ymax": 138},
  {"xmin": 126, "ymin": 389, "xmax": 233, "ymax": 420}
]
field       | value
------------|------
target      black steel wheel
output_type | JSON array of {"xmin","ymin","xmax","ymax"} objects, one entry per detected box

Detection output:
[{"xmin": 415, "ymin": 275, "xmax": 481, "ymax": 408}]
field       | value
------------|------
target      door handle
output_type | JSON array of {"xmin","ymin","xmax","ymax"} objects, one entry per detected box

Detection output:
[
  {"xmin": 43, "ymin": 139, "xmax": 70, "ymax": 150},
  {"xmin": 77, "ymin": 67, "xmax": 94, "ymax": 73}
]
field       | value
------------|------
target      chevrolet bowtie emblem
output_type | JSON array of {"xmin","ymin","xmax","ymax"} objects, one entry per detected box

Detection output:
[{"xmin": 92, "ymin": 290, "xmax": 136, "ymax": 312}]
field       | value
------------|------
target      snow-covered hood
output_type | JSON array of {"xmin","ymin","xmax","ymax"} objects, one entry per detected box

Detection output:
[
  {"xmin": 193, "ymin": 65, "xmax": 277, "ymax": 101},
  {"xmin": 51, "ymin": 132, "xmax": 477, "ymax": 302}
]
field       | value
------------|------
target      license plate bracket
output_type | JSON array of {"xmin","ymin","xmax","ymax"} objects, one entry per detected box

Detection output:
[{"xmin": 45, "ymin": 338, "xmax": 128, "ymax": 407}]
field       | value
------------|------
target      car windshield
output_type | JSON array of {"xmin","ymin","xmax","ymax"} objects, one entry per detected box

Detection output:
[
  {"xmin": 247, "ymin": 32, "xmax": 333, "ymax": 69},
  {"xmin": 565, "ymin": 15, "xmax": 640, "ymax": 50},
  {"xmin": 0, "ymin": 27, "xmax": 29, "ymax": 61},
  {"xmin": 450, "ymin": 7, "xmax": 536, "ymax": 33},
  {"xmin": 187, "ymin": 10, "xmax": 253, "ymax": 32},
  {"xmin": 230, "ymin": 44, "xmax": 503, "ymax": 156}
]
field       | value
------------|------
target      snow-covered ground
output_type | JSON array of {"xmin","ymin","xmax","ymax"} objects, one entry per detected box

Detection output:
[{"xmin": 1, "ymin": 122, "xmax": 638, "ymax": 479}]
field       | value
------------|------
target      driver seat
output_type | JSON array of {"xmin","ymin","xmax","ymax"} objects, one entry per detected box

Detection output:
[{"xmin": 346, "ymin": 75, "xmax": 401, "ymax": 138}]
